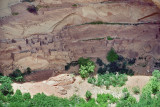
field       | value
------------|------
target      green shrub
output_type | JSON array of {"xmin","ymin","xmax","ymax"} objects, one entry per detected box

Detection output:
[
  {"xmin": 132, "ymin": 86, "xmax": 140, "ymax": 94},
  {"xmin": 65, "ymin": 61, "xmax": 78, "ymax": 71},
  {"xmin": 127, "ymin": 58, "xmax": 136, "ymax": 65},
  {"xmin": 15, "ymin": 76, "xmax": 24, "ymax": 82},
  {"xmin": 117, "ymin": 88, "xmax": 137, "ymax": 107},
  {"xmin": 152, "ymin": 69, "xmax": 160, "ymax": 79},
  {"xmin": 78, "ymin": 57, "xmax": 94, "ymax": 66},
  {"xmin": 0, "ymin": 76, "xmax": 12, "ymax": 84},
  {"xmin": 97, "ymin": 93, "xmax": 118, "ymax": 106},
  {"xmin": 97, "ymin": 67, "xmax": 106, "ymax": 74},
  {"xmin": 9, "ymin": 69, "xmax": 22, "ymax": 78},
  {"xmin": 69, "ymin": 94, "xmax": 85, "ymax": 105},
  {"xmin": 12, "ymin": 12, "xmax": 19, "ymax": 16},
  {"xmin": 0, "ymin": 92, "xmax": 7, "ymax": 102},
  {"xmin": 23, "ymin": 93, "xmax": 31, "ymax": 100},
  {"xmin": 79, "ymin": 58, "xmax": 95, "ymax": 78},
  {"xmin": 72, "ymin": 4, "xmax": 77, "ymax": 7},
  {"xmin": 88, "ymin": 77, "xmax": 96, "ymax": 84},
  {"xmin": 85, "ymin": 91, "xmax": 92, "ymax": 101},
  {"xmin": 107, "ymin": 36, "xmax": 114, "ymax": 40},
  {"xmin": 0, "ymin": 83, "xmax": 13, "ymax": 96},
  {"xmin": 96, "ymin": 58, "xmax": 103, "ymax": 66},
  {"xmin": 9, "ymin": 69, "xmax": 24, "ymax": 82},
  {"xmin": 122, "ymin": 87, "xmax": 128, "ymax": 93},
  {"xmin": 86, "ymin": 21, "xmax": 104, "ymax": 25},
  {"xmin": 88, "ymin": 73, "xmax": 128, "ymax": 88},
  {"xmin": 107, "ymin": 48, "xmax": 118, "ymax": 62},
  {"xmin": 27, "ymin": 5, "xmax": 38, "ymax": 14},
  {"xmin": 104, "ymin": 81, "xmax": 110, "ymax": 89},
  {"xmin": 26, "ymin": 67, "xmax": 32, "ymax": 74}
]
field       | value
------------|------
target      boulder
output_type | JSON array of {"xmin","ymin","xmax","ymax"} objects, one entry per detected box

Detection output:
[{"xmin": 47, "ymin": 74, "xmax": 75, "ymax": 86}]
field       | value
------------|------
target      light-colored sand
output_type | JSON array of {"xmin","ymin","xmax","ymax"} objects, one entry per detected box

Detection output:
[
  {"xmin": 125, "ymin": 76, "xmax": 151, "ymax": 90},
  {"xmin": 12, "ymin": 75, "xmax": 151, "ymax": 101},
  {"xmin": 0, "ymin": 0, "xmax": 20, "ymax": 17}
]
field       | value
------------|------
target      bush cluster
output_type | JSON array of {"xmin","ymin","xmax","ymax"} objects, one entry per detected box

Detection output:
[
  {"xmin": 116, "ymin": 88, "xmax": 137, "ymax": 107},
  {"xmin": 78, "ymin": 57, "xmax": 95, "ymax": 78},
  {"xmin": 85, "ymin": 91, "xmax": 92, "ymax": 101},
  {"xmin": 8, "ymin": 67, "xmax": 32, "ymax": 82},
  {"xmin": 107, "ymin": 36, "xmax": 114, "ymax": 40},
  {"xmin": 132, "ymin": 70, "xmax": 160, "ymax": 107},
  {"xmin": 97, "ymin": 50, "xmax": 135, "ymax": 75},
  {"xmin": 88, "ymin": 73, "xmax": 128, "ymax": 88},
  {"xmin": 0, "ymin": 70, "xmax": 160, "ymax": 107},
  {"xmin": 132, "ymin": 86, "xmax": 140, "ymax": 94},
  {"xmin": 0, "ymin": 76, "xmax": 13, "ymax": 95}
]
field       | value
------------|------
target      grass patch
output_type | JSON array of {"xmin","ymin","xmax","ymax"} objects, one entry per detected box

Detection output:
[
  {"xmin": 22, "ymin": 0, "xmax": 35, "ymax": 2},
  {"xmin": 82, "ymin": 37, "xmax": 104, "ymax": 41},
  {"xmin": 12, "ymin": 12, "xmax": 19, "ymax": 16},
  {"xmin": 132, "ymin": 86, "xmax": 140, "ymax": 94},
  {"xmin": 36, "ymin": 5, "xmax": 50, "ymax": 10},
  {"xmin": 72, "ymin": 4, "xmax": 77, "ymax": 7},
  {"xmin": 107, "ymin": 36, "xmax": 114, "ymax": 40}
]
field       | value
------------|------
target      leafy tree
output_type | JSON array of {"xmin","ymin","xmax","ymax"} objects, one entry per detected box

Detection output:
[
  {"xmin": 107, "ymin": 48, "xmax": 118, "ymax": 62},
  {"xmin": 23, "ymin": 93, "xmax": 31, "ymax": 100},
  {"xmin": 152, "ymin": 69, "xmax": 160, "ymax": 79},
  {"xmin": 0, "ymin": 76, "xmax": 13, "ymax": 84},
  {"xmin": 26, "ymin": 67, "xmax": 32, "ymax": 74},
  {"xmin": 0, "ymin": 83, "xmax": 13, "ymax": 96},
  {"xmin": 96, "ymin": 58, "xmax": 103, "ymax": 66}
]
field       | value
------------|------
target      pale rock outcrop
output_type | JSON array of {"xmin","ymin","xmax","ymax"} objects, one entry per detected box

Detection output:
[{"xmin": 47, "ymin": 74, "xmax": 75, "ymax": 86}]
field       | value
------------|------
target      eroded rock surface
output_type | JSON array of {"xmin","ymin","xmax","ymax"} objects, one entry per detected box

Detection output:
[{"xmin": 0, "ymin": 0, "xmax": 160, "ymax": 75}]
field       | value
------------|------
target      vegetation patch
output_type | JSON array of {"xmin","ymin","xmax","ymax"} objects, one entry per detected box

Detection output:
[
  {"xmin": 82, "ymin": 37, "xmax": 104, "ymax": 41},
  {"xmin": 84, "ymin": 21, "xmax": 159, "ymax": 26},
  {"xmin": 27, "ymin": 5, "xmax": 39, "ymax": 14},
  {"xmin": 96, "ymin": 48, "xmax": 135, "ymax": 75},
  {"xmin": 107, "ymin": 47, "xmax": 118, "ymax": 62},
  {"xmin": 12, "ymin": 12, "xmax": 19, "ymax": 16},
  {"xmin": 132, "ymin": 86, "xmax": 140, "ymax": 94},
  {"xmin": 36, "ymin": 5, "xmax": 50, "ymax": 10},
  {"xmin": 65, "ymin": 61, "xmax": 78, "ymax": 71},
  {"xmin": 85, "ymin": 91, "xmax": 92, "ymax": 101},
  {"xmin": 116, "ymin": 88, "xmax": 137, "ymax": 107},
  {"xmin": 88, "ymin": 73, "xmax": 128, "ymax": 88},
  {"xmin": 22, "ymin": 0, "xmax": 35, "ymax": 2},
  {"xmin": 107, "ymin": 36, "xmax": 114, "ymax": 40},
  {"xmin": 0, "ymin": 70, "xmax": 159, "ymax": 106},
  {"xmin": 78, "ymin": 57, "xmax": 95, "ymax": 78},
  {"xmin": 72, "ymin": 4, "xmax": 78, "ymax": 7}
]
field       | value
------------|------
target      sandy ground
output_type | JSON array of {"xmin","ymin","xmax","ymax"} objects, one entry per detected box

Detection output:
[
  {"xmin": 12, "ymin": 75, "xmax": 150, "ymax": 101},
  {"xmin": 0, "ymin": 0, "xmax": 20, "ymax": 17}
]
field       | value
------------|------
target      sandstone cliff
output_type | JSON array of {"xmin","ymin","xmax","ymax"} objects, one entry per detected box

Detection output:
[{"xmin": 0, "ymin": 0, "xmax": 160, "ymax": 75}]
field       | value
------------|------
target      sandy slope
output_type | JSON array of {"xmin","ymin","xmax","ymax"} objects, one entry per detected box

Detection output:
[{"xmin": 12, "ymin": 75, "xmax": 150, "ymax": 100}]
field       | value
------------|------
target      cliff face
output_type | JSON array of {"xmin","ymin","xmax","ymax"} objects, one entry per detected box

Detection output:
[{"xmin": 0, "ymin": 0, "xmax": 160, "ymax": 75}]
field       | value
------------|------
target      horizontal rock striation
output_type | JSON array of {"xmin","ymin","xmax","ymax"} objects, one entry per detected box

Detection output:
[{"xmin": 0, "ymin": 0, "xmax": 160, "ymax": 75}]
